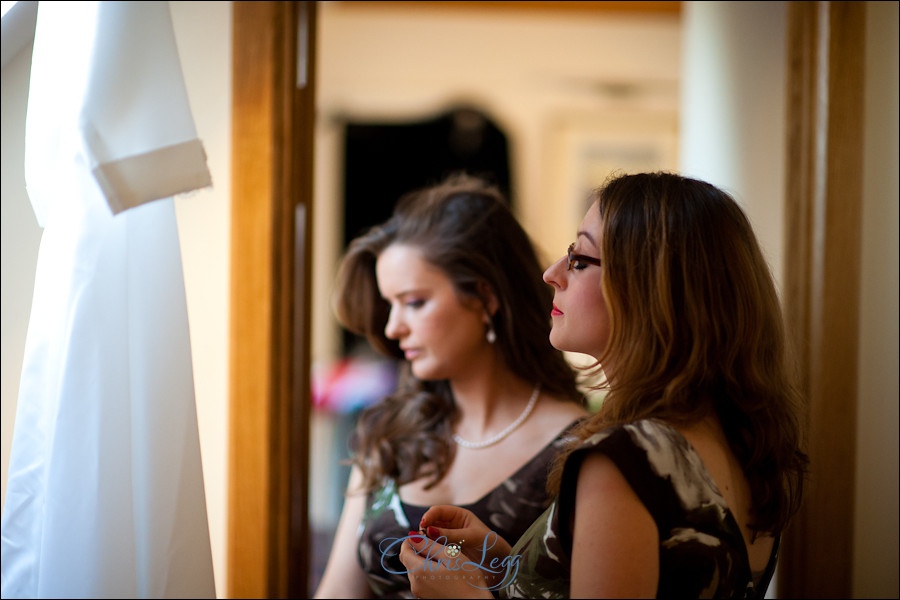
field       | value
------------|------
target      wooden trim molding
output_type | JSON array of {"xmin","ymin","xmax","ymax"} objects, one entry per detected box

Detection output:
[
  {"xmin": 229, "ymin": 2, "xmax": 316, "ymax": 597},
  {"xmin": 780, "ymin": 2, "xmax": 865, "ymax": 597},
  {"xmin": 335, "ymin": 1, "xmax": 681, "ymax": 14}
]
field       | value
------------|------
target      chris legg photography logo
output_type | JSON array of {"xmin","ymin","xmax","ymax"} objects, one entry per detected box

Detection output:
[{"xmin": 380, "ymin": 530, "xmax": 521, "ymax": 591}]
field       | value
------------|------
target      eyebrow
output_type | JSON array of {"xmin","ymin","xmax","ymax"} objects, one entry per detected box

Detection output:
[
  {"xmin": 576, "ymin": 230, "xmax": 597, "ymax": 245},
  {"xmin": 381, "ymin": 289, "xmax": 427, "ymax": 301}
]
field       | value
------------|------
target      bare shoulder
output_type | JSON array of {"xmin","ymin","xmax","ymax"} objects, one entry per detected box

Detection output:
[
  {"xmin": 576, "ymin": 451, "xmax": 638, "ymax": 500},
  {"xmin": 570, "ymin": 451, "xmax": 658, "ymax": 597}
]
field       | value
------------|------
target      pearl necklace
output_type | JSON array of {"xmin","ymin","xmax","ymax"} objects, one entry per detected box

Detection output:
[{"xmin": 452, "ymin": 384, "xmax": 541, "ymax": 450}]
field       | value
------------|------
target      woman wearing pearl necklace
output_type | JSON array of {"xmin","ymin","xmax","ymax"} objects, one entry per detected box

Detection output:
[
  {"xmin": 399, "ymin": 172, "xmax": 808, "ymax": 599},
  {"xmin": 314, "ymin": 174, "xmax": 588, "ymax": 599}
]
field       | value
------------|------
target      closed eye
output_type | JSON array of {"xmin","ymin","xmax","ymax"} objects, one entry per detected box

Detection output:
[
  {"xmin": 571, "ymin": 259, "xmax": 591, "ymax": 271},
  {"xmin": 567, "ymin": 243, "xmax": 602, "ymax": 271}
]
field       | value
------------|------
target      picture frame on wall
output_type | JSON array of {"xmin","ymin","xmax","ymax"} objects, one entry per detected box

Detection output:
[{"xmin": 547, "ymin": 109, "xmax": 680, "ymax": 238}]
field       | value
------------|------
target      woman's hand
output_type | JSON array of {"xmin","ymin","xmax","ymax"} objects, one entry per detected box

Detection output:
[
  {"xmin": 418, "ymin": 505, "xmax": 513, "ymax": 565},
  {"xmin": 399, "ymin": 505, "xmax": 520, "ymax": 596},
  {"xmin": 399, "ymin": 533, "xmax": 496, "ymax": 599}
]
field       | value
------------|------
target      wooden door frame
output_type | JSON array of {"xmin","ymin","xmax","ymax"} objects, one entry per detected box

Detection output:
[
  {"xmin": 228, "ymin": 2, "xmax": 316, "ymax": 598},
  {"xmin": 780, "ymin": 2, "xmax": 865, "ymax": 597}
]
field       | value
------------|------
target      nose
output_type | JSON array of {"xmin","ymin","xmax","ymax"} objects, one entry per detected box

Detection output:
[
  {"xmin": 543, "ymin": 255, "xmax": 567, "ymax": 289},
  {"xmin": 383, "ymin": 305, "xmax": 406, "ymax": 340}
]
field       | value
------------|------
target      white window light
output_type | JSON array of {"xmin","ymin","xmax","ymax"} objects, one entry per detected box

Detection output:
[{"xmin": 1, "ymin": 1, "xmax": 20, "ymax": 20}]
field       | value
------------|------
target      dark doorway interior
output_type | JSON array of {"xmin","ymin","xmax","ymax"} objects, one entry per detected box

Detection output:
[{"xmin": 343, "ymin": 105, "xmax": 513, "ymax": 246}]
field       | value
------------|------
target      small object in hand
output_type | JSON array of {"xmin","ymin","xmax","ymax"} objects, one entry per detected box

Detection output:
[{"xmin": 444, "ymin": 539, "xmax": 464, "ymax": 557}]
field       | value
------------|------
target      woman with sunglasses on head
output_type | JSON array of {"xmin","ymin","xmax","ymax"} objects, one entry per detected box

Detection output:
[
  {"xmin": 400, "ymin": 171, "xmax": 808, "ymax": 599},
  {"xmin": 313, "ymin": 174, "xmax": 588, "ymax": 599}
]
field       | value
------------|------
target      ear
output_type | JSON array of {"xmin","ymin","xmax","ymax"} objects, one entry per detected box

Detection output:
[{"xmin": 476, "ymin": 281, "xmax": 499, "ymax": 319}]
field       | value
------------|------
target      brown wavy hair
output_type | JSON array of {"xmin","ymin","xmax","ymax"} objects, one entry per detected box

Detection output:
[
  {"xmin": 548, "ymin": 171, "xmax": 808, "ymax": 536},
  {"xmin": 333, "ymin": 174, "xmax": 585, "ymax": 493}
]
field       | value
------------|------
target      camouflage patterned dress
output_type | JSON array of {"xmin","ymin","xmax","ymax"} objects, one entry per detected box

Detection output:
[
  {"xmin": 502, "ymin": 419, "xmax": 779, "ymax": 599},
  {"xmin": 356, "ymin": 420, "xmax": 583, "ymax": 599}
]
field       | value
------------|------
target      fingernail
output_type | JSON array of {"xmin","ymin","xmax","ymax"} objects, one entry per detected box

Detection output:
[
  {"xmin": 408, "ymin": 531, "xmax": 424, "ymax": 543},
  {"xmin": 427, "ymin": 526, "xmax": 438, "ymax": 538}
]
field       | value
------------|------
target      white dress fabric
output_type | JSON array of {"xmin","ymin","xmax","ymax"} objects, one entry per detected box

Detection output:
[{"xmin": 0, "ymin": 2, "xmax": 215, "ymax": 597}]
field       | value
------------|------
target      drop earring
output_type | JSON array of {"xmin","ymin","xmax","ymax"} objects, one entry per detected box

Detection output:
[{"xmin": 486, "ymin": 323, "xmax": 496, "ymax": 344}]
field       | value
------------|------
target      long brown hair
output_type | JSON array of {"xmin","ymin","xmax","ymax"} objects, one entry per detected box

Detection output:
[
  {"xmin": 334, "ymin": 174, "xmax": 584, "ymax": 492},
  {"xmin": 549, "ymin": 171, "xmax": 808, "ymax": 535}
]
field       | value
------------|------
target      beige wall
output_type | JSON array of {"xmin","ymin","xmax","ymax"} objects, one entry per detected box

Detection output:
[
  {"xmin": 679, "ymin": 1, "xmax": 787, "ymax": 289},
  {"xmin": 169, "ymin": 2, "xmax": 232, "ymax": 596},
  {"xmin": 854, "ymin": 2, "xmax": 899, "ymax": 597}
]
